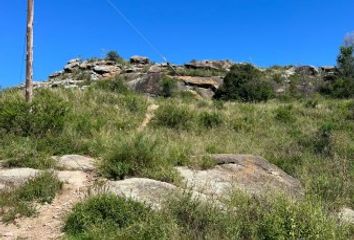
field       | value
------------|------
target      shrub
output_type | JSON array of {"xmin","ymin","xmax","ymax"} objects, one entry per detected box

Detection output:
[
  {"xmin": 320, "ymin": 77, "xmax": 354, "ymax": 98},
  {"xmin": 1, "ymin": 137, "xmax": 55, "ymax": 169},
  {"xmin": 0, "ymin": 89, "xmax": 71, "ymax": 137},
  {"xmin": 313, "ymin": 122, "xmax": 335, "ymax": 155},
  {"xmin": 274, "ymin": 105, "xmax": 296, "ymax": 123},
  {"xmin": 198, "ymin": 111, "xmax": 223, "ymax": 128},
  {"xmin": 105, "ymin": 50, "xmax": 125, "ymax": 64},
  {"xmin": 0, "ymin": 172, "xmax": 62, "ymax": 222},
  {"xmin": 64, "ymin": 194, "xmax": 176, "ymax": 240},
  {"xmin": 337, "ymin": 46, "xmax": 354, "ymax": 78},
  {"xmin": 99, "ymin": 134, "xmax": 178, "ymax": 182},
  {"xmin": 215, "ymin": 64, "xmax": 274, "ymax": 102},
  {"xmin": 94, "ymin": 77, "xmax": 129, "ymax": 94},
  {"xmin": 160, "ymin": 76, "xmax": 177, "ymax": 97},
  {"xmin": 154, "ymin": 104, "xmax": 195, "ymax": 130}
]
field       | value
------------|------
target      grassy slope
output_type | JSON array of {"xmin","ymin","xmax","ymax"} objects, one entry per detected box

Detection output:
[{"xmin": 0, "ymin": 83, "xmax": 353, "ymax": 238}]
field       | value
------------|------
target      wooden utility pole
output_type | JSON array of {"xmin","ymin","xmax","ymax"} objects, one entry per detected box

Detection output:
[{"xmin": 25, "ymin": 0, "xmax": 34, "ymax": 102}]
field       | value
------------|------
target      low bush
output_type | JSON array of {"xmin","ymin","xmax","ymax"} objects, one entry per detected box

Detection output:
[
  {"xmin": 0, "ymin": 172, "xmax": 62, "ymax": 223},
  {"xmin": 274, "ymin": 105, "xmax": 296, "ymax": 123},
  {"xmin": 93, "ymin": 77, "xmax": 129, "ymax": 94},
  {"xmin": 99, "ymin": 134, "xmax": 178, "ymax": 182},
  {"xmin": 153, "ymin": 103, "xmax": 195, "ymax": 130},
  {"xmin": 64, "ymin": 194, "xmax": 175, "ymax": 240},
  {"xmin": 198, "ymin": 111, "xmax": 223, "ymax": 128},
  {"xmin": 65, "ymin": 191, "xmax": 351, "ymax": 240},
  {"xmin": 215, "ymin": 64, "xmax": 275, "ymax": 102},
  {"xmin": 160, "ymin": 76, "xmax": 177, "ymax": 97},
  {"xmin": 105, "ymin": 50, "xmax": 125, "ymax": 64},
  {"xmin": 0, "ymin": 89, "xmax": 71, "ymax": 137}
]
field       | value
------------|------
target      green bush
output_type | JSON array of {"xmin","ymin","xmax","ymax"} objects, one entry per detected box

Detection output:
[
  {"xmin": 99, "ymin": 134, "xmax": 178, "ymax": 182},
  {"xmin": 320, "ymin": 77, "xmax": 354, "ymax": 98},
  {"xmin": 1, "ymin": 137, "xmax": 55, "ymax": 169},
  {"xmin": 105, "ymin": 50, "xmax": 125, "ymax": 64},
  {"xmin": 0, "ymin": 172, "xmax": 62, "ymax": 223},
  {"xmin": 160, "ymin": 76, "xmax": 177, "ymax": 97},
  {"xmin": 274, "ymin": 105, "xmax": 296, "ymax": 123},
  {"xmin": 215, "ymin": 64, "xmax": 274, "ymax": 102},
  {"xmin": 0, "ymin": 89, "xmax": 71, "ymax": 137},
  {"xmin": 94, "ymin": 77, "xmax": 129, "ymax": 94},
  {"xmin": 64, "ymin": 194, "xmax": 176, "ymax": 240},
  {"xmin": 154, "ymin": 104, "xmax": 195, "ymax": 130},
  {"xmin": 198, "ymin": 111, "xmax": 223, "ymax": 128}
]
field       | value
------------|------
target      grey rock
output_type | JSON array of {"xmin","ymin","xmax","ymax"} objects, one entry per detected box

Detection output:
[
  {"xmin": 93, "ymin": 65, "xmax": 120, "ymax": 74},
  {"xmin": 174, "ymin": 76, "xmax": 223, "ymax": 90},
  {"xmin": 176, "ymin": 154, "xmax": 304, "ymax": 199},
  {"xmin": 295, "ymin": 65, "xmax": 319, "ymax": 76},
  {"xmin": 0, "ymin": 168, "xmax": 40, "ymax": 189},
  {"xmin": 130, "ymin": 55, "xmax": 150, "ymax": 65},
  {"xmin": 54, "ymin": 155, "xmax": 96, "ymax": 172},
  {"xmin": 338, "ymin": 208, "xmax": 354, "ymax": 224},
  {"xmin": 106, "ymin": 178, "xmax": 177, "ymax": 209}
]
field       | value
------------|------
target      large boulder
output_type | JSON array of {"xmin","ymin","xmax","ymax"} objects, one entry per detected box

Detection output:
[
  {"xmin": 0, "ymin": 168, "xmax": 40, "ymax": 189},
  {"xmin": 105, "ymin": 178, "xmax": 177, "ymax": 209},
  {"xmin": 127, "ymin": 73, "xmax": 163, "ymax": 95},
  {"xmin": 176, "ymin": 154, "xmax": 304, "ymax": 199},
  {"xmin": 54, "ymin": 155, "xmax": 96, "ymax": 172},
  {"xmin": 64, "ymin": 59, "xmax": 80, "ymax": 73},
  {"xmin": 174, "ymin": 76, "xmax": 223, "ymax": 90},
  {"xmin": 130, "ymin": 55, "xmax": 150, "ymax": 65},
  {"xmin": 295, "ymin": 65, "xmax": 319, "ymax": 76}
]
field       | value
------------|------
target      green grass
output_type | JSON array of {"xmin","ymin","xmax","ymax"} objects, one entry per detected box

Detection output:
[
  {"xmin": 0, "ymin": 85, "xmax": 353, "ymax": 237},
  {"xmin": 0, "ymin": 172, "xmax": 63, "ymax": 223},
  {"xmin": 64, "ymin": 192, "xmax": 352, "ymax": 240}
]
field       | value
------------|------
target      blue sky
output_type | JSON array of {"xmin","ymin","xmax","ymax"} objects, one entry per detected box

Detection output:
[{"xmin": 1, "ymin": 0, "xmax": 353, "ymax": 88}]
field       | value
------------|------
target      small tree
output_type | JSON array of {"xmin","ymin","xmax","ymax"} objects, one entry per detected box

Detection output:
[
  {"xmin": 106, "ymin": 50, "xmax": 124, "ymax": 64},
  {"xmin": 214, "ymin": 64, "xmax": 274, "ymax": 102},
  {"xmin": 337, "ymin": 46, "xmax": 354, "ymax": 78}
]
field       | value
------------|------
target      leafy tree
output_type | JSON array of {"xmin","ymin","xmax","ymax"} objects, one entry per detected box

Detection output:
[
  {"xmin": 106, "ymin": 50, "xmax": 124, "ymax": 64},
  {"xmin": 214, "ymin": 64, "xmax": 274, "ymax": 102},
  {"xmin": 337, "ymin": 46, "xmax": 354, "ymax": 77}
]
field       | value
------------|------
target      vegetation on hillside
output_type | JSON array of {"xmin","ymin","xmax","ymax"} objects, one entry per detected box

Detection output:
[{"xmin": 0, "ymin": 45, "xmax": 353, "ymax": 238}]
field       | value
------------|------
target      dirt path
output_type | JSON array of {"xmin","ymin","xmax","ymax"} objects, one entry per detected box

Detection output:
[
  {"xmin": 0, "ymin": 171, "xmax": 94, "ymax": 240},
  {"xmin": 138, "ymin": 103, "xmax": 159, "ymax": 132}
]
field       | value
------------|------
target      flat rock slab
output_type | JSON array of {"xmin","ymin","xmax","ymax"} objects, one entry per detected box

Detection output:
[
  {"xmin": 54, "ymin": 155, "xmax": 96, "ymax": 172},
  {"xmin": 105, "ymin": 178, "xmax": 177, "ymax": 209},
  {"xmin": 176, "ymin": 154, "xmax": 304, "ymax": 199},
  {"xmin": 0, "ymin": 168, "xmax": 40, "ymax": 189}
]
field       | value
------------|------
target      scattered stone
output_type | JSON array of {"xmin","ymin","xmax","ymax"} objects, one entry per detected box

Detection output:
[{"xmin": 54, "ymin": 155, "xmax": 96, "ymax": 172}]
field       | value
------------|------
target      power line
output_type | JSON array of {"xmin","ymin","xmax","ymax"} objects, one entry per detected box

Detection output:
[{"xmin": 105, "ymin": 0, "xmax": 168, "ymax": 63}]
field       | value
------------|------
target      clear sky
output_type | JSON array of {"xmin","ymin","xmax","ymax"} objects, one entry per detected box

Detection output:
[{"xmin": 1, "ymin": 0, "xmax": 353, "ymax": 88}]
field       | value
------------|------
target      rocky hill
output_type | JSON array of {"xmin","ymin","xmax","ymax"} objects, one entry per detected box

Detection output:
[{"xmin": 33, "ymin": 55, "xmax": 337, "ymax": 99}]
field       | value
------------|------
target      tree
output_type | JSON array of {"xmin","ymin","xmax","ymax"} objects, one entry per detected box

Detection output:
[
  {"xmin": 214, "ymin": 64, "xmax": 274, "ymax": 102},
  {"xmin": 106, "ymin": 51, "xmax": 124, "ymax": 64},
  {"xmin": 337, "ymin": 46, "xmax": 354, "ymax": 78}
]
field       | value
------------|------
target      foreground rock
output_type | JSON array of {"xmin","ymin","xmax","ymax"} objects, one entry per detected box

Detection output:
[
  {"xmin": 339, "ymin": 208, "xmax": 354, "ymax": 224},
  {"xmin": 54, "ymin": 155, "xmax": 96, "ymax": 172},
  {"xmin": 0, "ymin": 168, "xmax": 39, "ymax": 189},
  {"xmin": 105, "ymin": 178, "xmax": 177, "ymax": 209},
  {"xmin": 176, "ymin": 154, "xmax": 304, "ymax": 199}
]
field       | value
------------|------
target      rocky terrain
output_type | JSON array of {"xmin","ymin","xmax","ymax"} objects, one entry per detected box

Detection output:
[{"xmin": 32, "ymin": 55, "xmax": 337, "ymax": 99}]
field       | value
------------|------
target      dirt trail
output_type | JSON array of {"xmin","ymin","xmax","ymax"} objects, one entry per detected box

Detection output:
[
  {"xmin": 138, "ymin": 103, "xmax": 159, "ymax": 132},
  {"xmin": 0, "ymin": 171, "xmax": 94, "ymax": 240}
]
